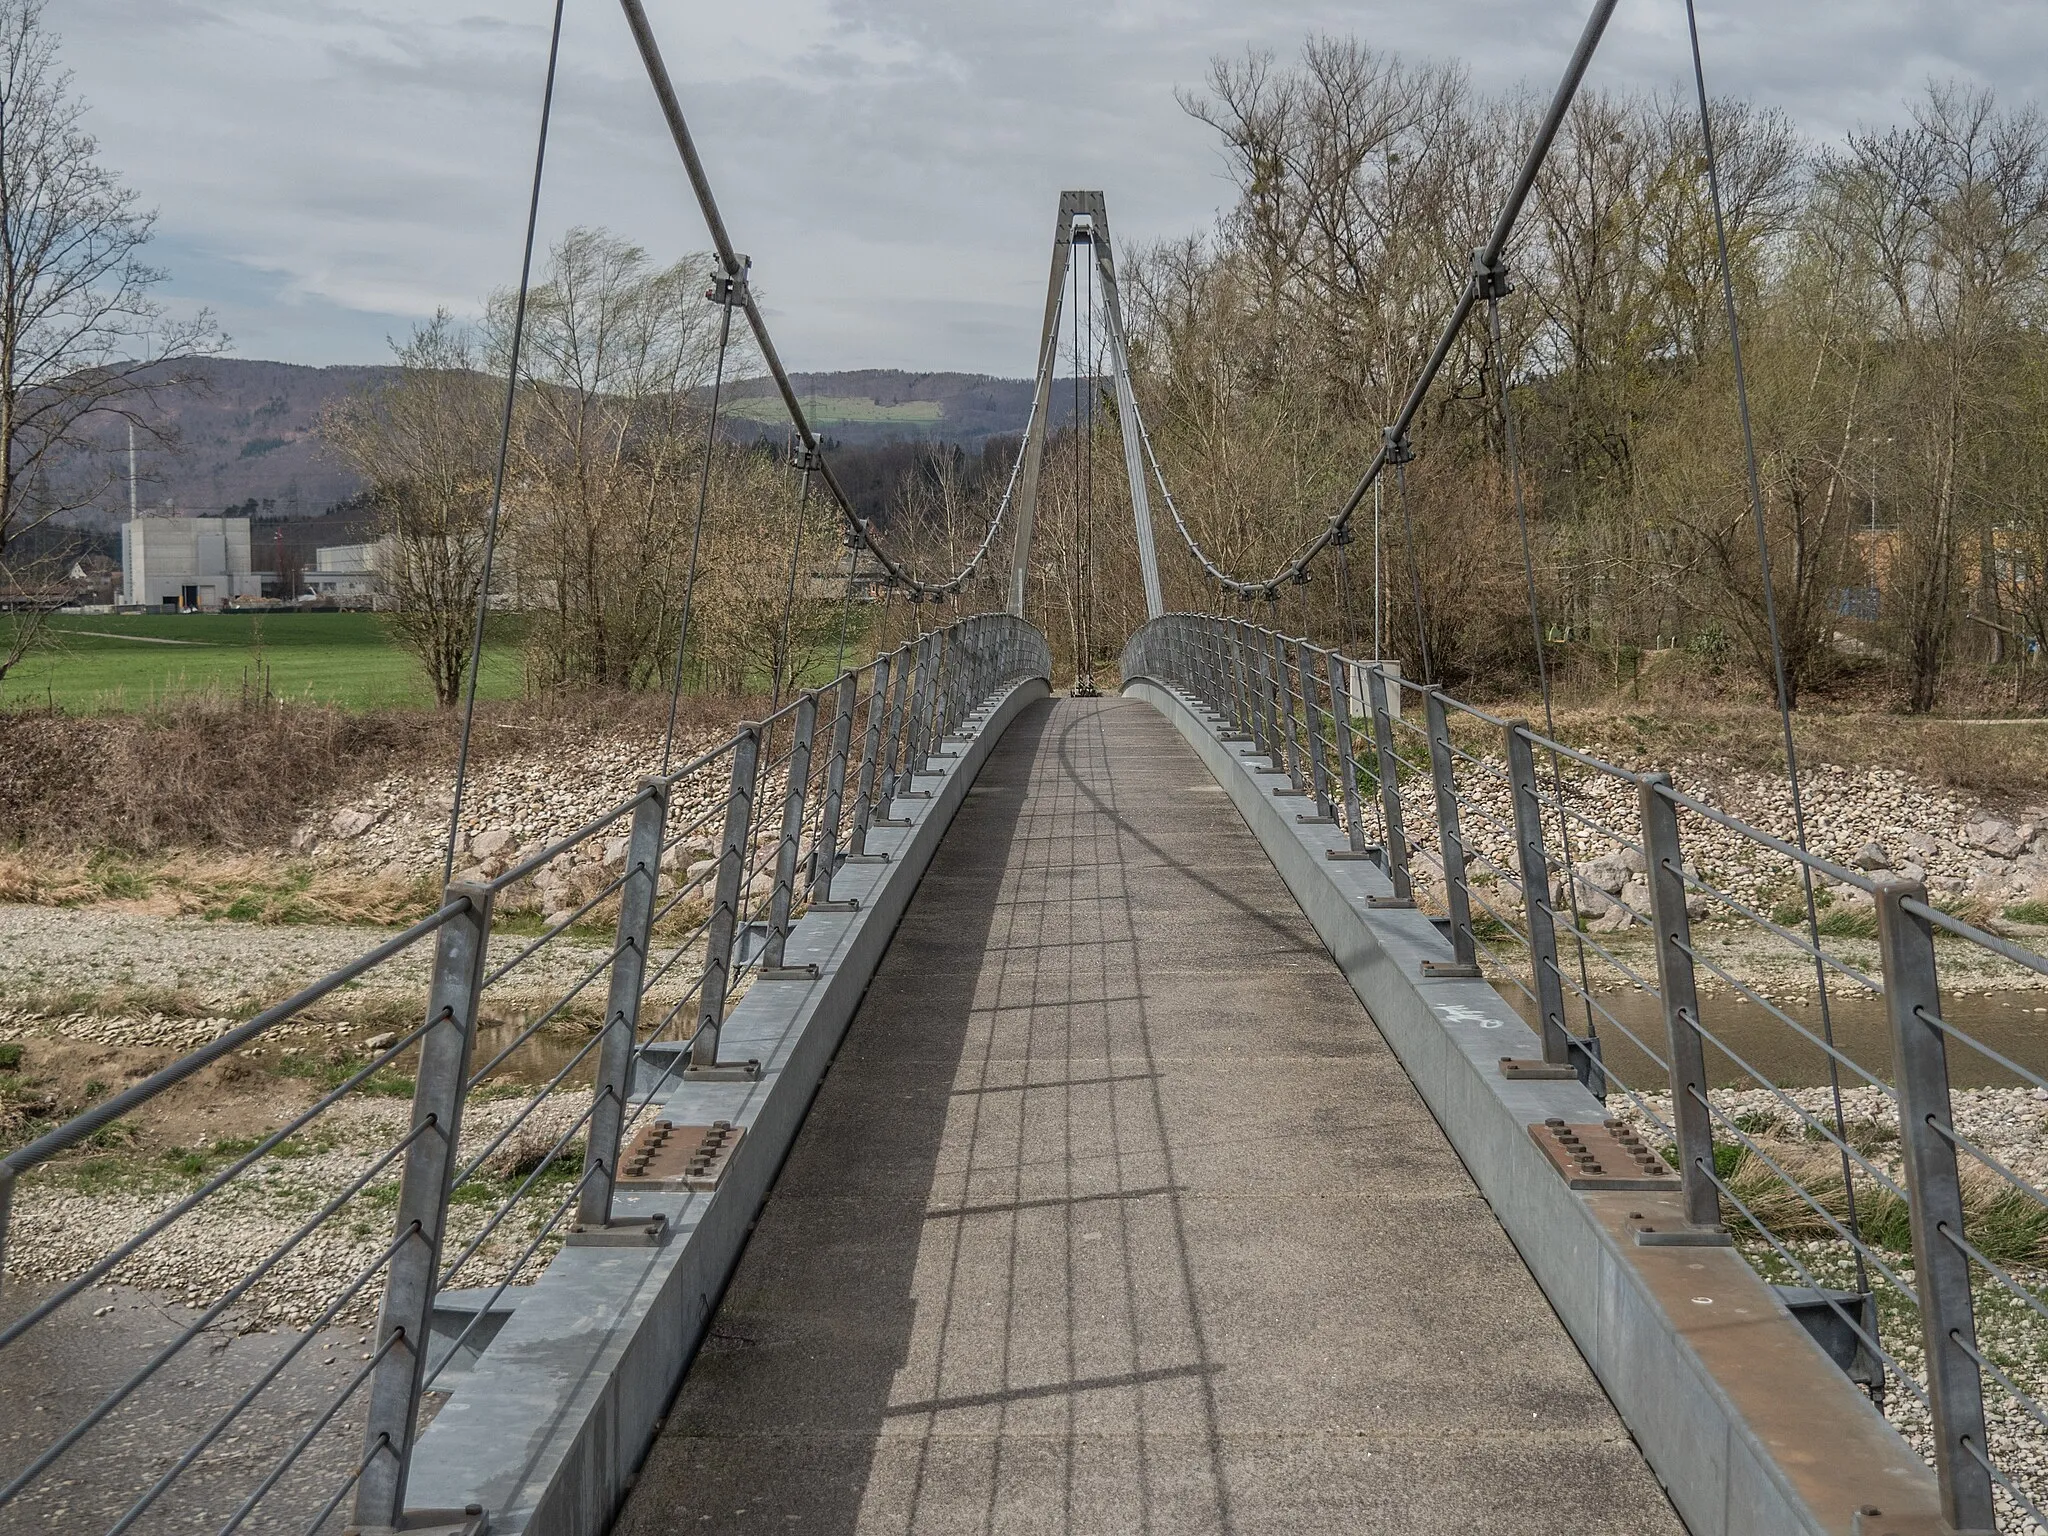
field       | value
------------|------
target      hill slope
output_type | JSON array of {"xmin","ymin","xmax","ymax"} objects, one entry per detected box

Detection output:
[{"xmin": 51, "ymin": 360, "xmax": 1044, "ymax": 534}]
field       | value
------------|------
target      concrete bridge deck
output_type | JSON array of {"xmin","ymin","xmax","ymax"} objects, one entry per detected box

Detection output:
[{"xmin": 615, "ymin": 696, "xmax": 1683, "ymax": 1534}]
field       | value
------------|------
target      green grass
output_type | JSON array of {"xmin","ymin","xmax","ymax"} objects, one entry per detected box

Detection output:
[
  {"xmin": 724, "ymin": 393, "xmax": 943, "ymax": 426},
  {"xmin": 0, "ymin": 611, "xmax": 524, "ymax": 713},
  {"xmin": 2007, "ymin": 900, "xmax": 2048, "ymax": 927}
]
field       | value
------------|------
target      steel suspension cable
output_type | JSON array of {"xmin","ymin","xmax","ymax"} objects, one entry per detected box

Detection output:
[
  {"xmin": 1683, "ymin": 0, "xmax": 1866, "ymax": 1280},
  {"xmin": 1393, "ymin": 452, "xmax": 1433, "ymax": 684},
  {"xmin": 442, "ymin": 0, "xmax": 567, "ymax": 885},
  {"xmin": 771, "ymin": 444, "xmax": 813, "ymax": 710},
  {"xmin": 1083, "ymin": 235, "xmax": 1098, "ymax": 690},
  {"xmin": 660, "ymin": 289, "xmax": 736, "ymax": 773},
  {"xmin": 1486, "ymin": 292, "xmax": 1600, "ymax": 1056}
]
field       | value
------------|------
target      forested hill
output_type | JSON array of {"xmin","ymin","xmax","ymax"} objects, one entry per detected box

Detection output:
[
  {"xmin": 63, "ymin": 358, "xmax": 386, "ymax": 531},
  {"xmin": 54, "ymin": 360, "xmax": 1041, "ymax": 534}
]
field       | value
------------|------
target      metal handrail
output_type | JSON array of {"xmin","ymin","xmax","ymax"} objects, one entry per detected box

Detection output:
[
  {"xmin": 0, "ymin": 608, "xmax": 1051, "ymax": 1535},
  {"xmin": 1122, "ymin": 612, "xmax": 2048, "ymax": 1533}
]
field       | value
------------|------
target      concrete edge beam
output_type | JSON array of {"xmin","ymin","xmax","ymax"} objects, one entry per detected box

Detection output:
[
  {"xmin": 1123, "ymin": 677, "xmax": 1946, "ymax": 1536},
  {"xmin": 402, "ymin": 674, "xmax": 1054, "ymax": 1535}
]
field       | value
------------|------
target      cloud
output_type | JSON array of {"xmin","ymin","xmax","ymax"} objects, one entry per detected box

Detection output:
[{"xmin": 54, "ymin": 0, "xmax": 2048, "ymax": 372}]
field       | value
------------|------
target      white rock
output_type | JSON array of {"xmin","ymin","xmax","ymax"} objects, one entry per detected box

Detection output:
[
  {"xmin": 470, "ymin": 828, "xmax": 517, "ymax": 859},
  {"xmin": 1962, "ymin": 817, "xmax": 2029, "ymax": 858},
  {"xmin": 329, "ymin": 808, "xmax": 380, "ymax": 839}
]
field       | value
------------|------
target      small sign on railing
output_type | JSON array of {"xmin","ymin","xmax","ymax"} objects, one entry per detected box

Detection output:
[{"xmin": 1346, "ymin": 658, "xmax": 1401, "ymax": 720}]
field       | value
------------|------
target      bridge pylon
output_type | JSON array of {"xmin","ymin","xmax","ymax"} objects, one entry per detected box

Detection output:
[{"xmin": 1007, "ymin": 191, "xmax": 1166, "ymax": 623}]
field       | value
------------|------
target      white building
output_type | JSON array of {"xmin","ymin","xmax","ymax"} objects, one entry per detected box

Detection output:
[
  {"xmin": 304, "ymin": 540, "xmax": 389, "ymax": 605},
  {"xmin": 120, "ymin": 517, "xmax": 265, "ymax": 610}
]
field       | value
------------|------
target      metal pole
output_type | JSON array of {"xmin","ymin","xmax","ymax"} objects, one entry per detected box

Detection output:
[
  {"xmin": 1506, "ymin": 723, "xmax": 1570, "ymax": 1064},
  {"xmin": 761, "ymin": 692, "xmax": 817, "ymax": 975},
  {"xmin": 686, "ymin": 727, "xmax": 761, "ymax": 1077},
  {"xmin": 846, "ymin": 655, "xmax": 890, "ymax": 860},
  {"xmin": 1421, "ymin": 690, "xmax": 1481, "ymax": 978},
  {"xmin": 811, "ymin": 673, "xmax": 859, "ymax": 905},
  {"xmin": 1876, "ymin": 876, "xmax": 1995, "ymax": 1534},
  {"xmin": 1328, "ymin": 653, "xmax": 1369, "ymax": 856},
  {"xmin": 1640, "ymin": 773, "xmax": 1719, "ymax": 1230},
  {"xmin": 354, "ymin": 883, "xmax": 494, "ymax": 1526},
  {"xmin": 578, "ymin": 784, "xmax": 668, "ymax": 1229},
  {"xmin": 1365, "ymin": 664, "xmax": 1413, "ymax": 900}
]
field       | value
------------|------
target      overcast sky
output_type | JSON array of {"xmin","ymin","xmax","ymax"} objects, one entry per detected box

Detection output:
[{"xmin": 57, "ymin": 0, "xmax": 2048, "ymax": 376}]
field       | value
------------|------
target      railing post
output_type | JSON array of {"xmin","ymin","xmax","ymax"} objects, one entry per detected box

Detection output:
[
  {"xmin": 1299, "ymin": 643, "xmax": 1334, "ymax": 821},
  {"xmin": 1421, "ymin": 689, "xmax": 1481, "ymax": 978},
  {"xmin": 1229, "ymin": 620, "xmax": 1255, "ymax": 740},
  {"xmin": 810, "ymin": 673, "xmax": 860, "ymax": 905},
  {"xmin": 576, "ymin": 784, "xmax": 668, "ymax": 1232},
  {"xmin": 1639, "ymin": 773, "xmax": 1720, "ymax": 1231},
  {"xmin": 354, "ymin": 882, "xmax": 493, "ymax": 1527},
  {"xmin": 761, "ymin": 692, "xmax": 818, "ymax": 976},
  {"xmin": 900, "ymin": 634, "xmax": 936, "ymax": 794},
  {"xmin": 1364, "ymin": 663, "xmax": 1413, "ymax": 901},
  {"xmin": 1327, "ymin": 653, "xmax": 1369, "ymax": 856},
  {"xmin": 875, "ymin": 641, "xmax": 916, "ymax": 822},
  {"xmin": 1506, "ymin": 722, "xmax": 1570, "ymax": 1064},
  {"xmin": 846, "ymin": 655, "xmax": 890, "ymax": 860},
  {"xmin": 1271, "ymin": 629, "xmax": 1304, "ymax": 790},
  {"xmin": 685, "ymin": 726, "xmax": 762, "ymax": 1080},
  {"xmin": 1876, "ymin": 876, "xmax": 1996, "ymax": 1534},
  {"xmin": 1246, "ymin": 621, "xmax": 1272, "ymax": 759}
]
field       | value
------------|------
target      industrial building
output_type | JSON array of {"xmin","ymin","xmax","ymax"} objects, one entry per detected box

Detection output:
[
  {"xmin": 119, "ymin": 516, "xmax": 266, "ymax": 609},
  {"xmin": 303, "ymin": 540, "xmax": 387, "ymax": 605}
]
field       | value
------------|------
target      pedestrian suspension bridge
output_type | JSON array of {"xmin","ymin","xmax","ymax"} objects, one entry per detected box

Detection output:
[{"xmin": 3, "ymin": 2, "xmax": 2047, "ymax": 1534}]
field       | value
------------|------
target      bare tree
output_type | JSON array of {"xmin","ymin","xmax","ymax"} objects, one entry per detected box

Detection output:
[
  {"xmin": 0, "ymin": 0, "xmax": 222, "ymax": 680},
  {"xmin": 322, "ymin": 313, "xmax": 495, "ymax": 706},
  {"xmin": 501, "ymin": 228, "xmax": 734, "ymax": 691}
]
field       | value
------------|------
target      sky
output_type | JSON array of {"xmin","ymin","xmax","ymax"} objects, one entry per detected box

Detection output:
[{"xmin": 57, "ymin": 0, "xmax": 2048, "ymax": 376}]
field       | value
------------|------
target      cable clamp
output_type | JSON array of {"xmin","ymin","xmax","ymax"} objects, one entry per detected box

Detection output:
[
  {"xmin": 788, "ymin": 441, "xmax": 822, "ymax": 473},
  {"xmin": 1289, "ymin": 568, "xmax": 1311, "ymax": 586},
  {"xmin": 704, "ymin": 256, "xmax": 752, "ymax": 307},
  {"xmin": 1381, "ymin": 427, "xmax": 1415, "ymax": 465},
  {"xmin": 1470, "ymin": 248, "xmax": 1513, "ymax": 301},
  {"xmin": 1328, "ymin": 522, "xmax": 1354, "ymax": 548}
]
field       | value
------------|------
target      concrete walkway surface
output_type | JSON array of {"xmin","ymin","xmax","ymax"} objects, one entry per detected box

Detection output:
[{"xmin": 613, "ymin": 696, "xmax": 1683, "ymax": 1535}]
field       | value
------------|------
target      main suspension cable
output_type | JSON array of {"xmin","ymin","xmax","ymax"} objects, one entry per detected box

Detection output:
[
  {"xmin": 442, "ymin": 0, "xmax": 567, "ymax": 886},
  {"xmin": 1683, "ymin": 0, "xmax": 1866, "ymax": 1280},
  {"xmin": 617, "ymin": 0, "xmax": 1015, "ymax": 602}
]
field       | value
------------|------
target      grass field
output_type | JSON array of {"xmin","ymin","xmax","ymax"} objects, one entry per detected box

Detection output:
[
  {"xmin": 0, "ymin": 612, "xmax": 525, "ymax": 712},
  {"xmin": 724, "ymin": 393, "xmax": 943, "ymax": 426}
]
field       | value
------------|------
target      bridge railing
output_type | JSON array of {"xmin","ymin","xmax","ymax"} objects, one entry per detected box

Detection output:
[
  {"xmin": 0, "ymin": 610, "xmax": 1048, "ymax": 1535},
  {"xmin": 1125, "ymin": 612, "xmax": 2048, "ymax": 1535}
]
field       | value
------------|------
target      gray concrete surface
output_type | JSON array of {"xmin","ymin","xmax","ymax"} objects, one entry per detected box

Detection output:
[{"xmin": 614, "ymin": 697, "xmax": 1683, "ymax": 1535}]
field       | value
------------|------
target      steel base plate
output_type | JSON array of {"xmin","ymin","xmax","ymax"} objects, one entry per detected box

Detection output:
[
  {"xmin": 1499, "ymin": 1057, "xmax": 1576, "ymax": 1081},
  {"xmin": 618, "ymin": 1120, "xmax": 745, "ymax": 1191},
  {"xmin": 1531, "ymin": 1119, "xmax": 1680, "ymax": 1191}
]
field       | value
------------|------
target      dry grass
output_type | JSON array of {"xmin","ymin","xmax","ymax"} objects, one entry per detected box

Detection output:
[
  {"xmin": 0, "ymin": 849, "xmax": 438, "ymax": 925},
  {"xmin": 0, "ymin": 688, "xmax": 757, "ymax": 857},
  {"xmin": 1722, "ymin": 1124, "xmax": 2048, "ymax": 1268}
]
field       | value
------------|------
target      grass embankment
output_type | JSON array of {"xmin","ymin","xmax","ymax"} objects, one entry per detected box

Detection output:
[{"xmin": 0, "ymin": 612, "xmax": 525, "ymax": 712}]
